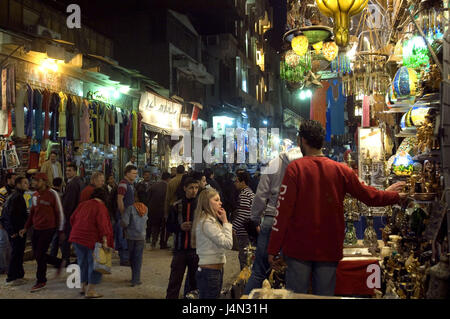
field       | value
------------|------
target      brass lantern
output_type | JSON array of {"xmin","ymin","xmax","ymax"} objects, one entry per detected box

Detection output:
[
  {"xmin": 315, "ymin": 0, "xmax": 369, "ymax": 47},
  {"xmin": 322, "ymin": 41, "xmax": 339, "ymax": 61},
  {"xmin": 291, "ymin": 35, "xmax": 309, "ymax": 56}
]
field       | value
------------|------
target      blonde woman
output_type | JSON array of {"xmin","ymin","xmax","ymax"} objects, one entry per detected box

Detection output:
[{"xmin": 191, "ymin": 188, "xmax": 233, "ymax": 299}]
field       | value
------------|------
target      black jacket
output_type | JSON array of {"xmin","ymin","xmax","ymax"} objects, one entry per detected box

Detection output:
[
  {"xmin": 1, "ymin": 190, "xmax": 28, "ymax": 237},
  {"xmin": 166, "ymin": 196, "xmax": 197, "ymax": 251},
  {"xmin": 62, "ymin": 176, "xmax": 85, "ymax": 218}
]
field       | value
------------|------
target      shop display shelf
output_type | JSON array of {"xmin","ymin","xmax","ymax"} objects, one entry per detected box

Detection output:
[
  {"xmin": 383, "ymin": 106, "xmax": 411, "ymax": 113},
  {"xmin": 413, "ymin": 150, "xmax": 441, "ymax": 161}
]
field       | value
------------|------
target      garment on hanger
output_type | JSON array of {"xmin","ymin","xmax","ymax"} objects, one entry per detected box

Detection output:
[
  {"xmin": 98, "ymin": 103, "xmax": 105, "ymax": 144},
  {"xmin": 33, "ymin": 89, "xmax": 43, "ymax": 142},
  {"xmin": 80, "ymin": 99, "xmax": 90, "ymax": 143},
  {"xmin": 109, "ymin": 106, "xmax": 115, "ymax": 145},
  {"xmin": 104, "ymin": 106, "xmax": 110, "ymax": 146},
  {"xmin": 25, "ymin": 84, "xmax": 34, "ymax": 138},
  {"xmin": 58, "ymin": 92, "xmax": 67, "ymax": 138},
  {"xmin": 328, "ymin": 79, "xmax": 345, "ymax": 136},
  {"xmin": 132, "ymin": 111, "xmax": 138, "ymax": 148},
  {"xmin": 66, "ymin": 95, "xmax": 74, "ymax": 141},
  {"xmin": 115, "ymin": 109, "xmax": 121, "ymax": 147},
  {"xmin": 42, "ymin": 89, "xmax": 51, "ymax": 143},
  {"xmin": 49, "ymin": 93, "xmax": 60, "ymax": 141},
  {"xmin": 137, "ymin": 112, "xmax": 143, "ymax": 149},
  {"xmin": 73, "ymin": 96, "xmax": 81, "ymax": 141},
  {"xmin": 310, "ymin": 81, "xmax": 330, "ymax": 129},
  {"xmin": 13, "ymin": 83, "xmax": 27, "ymax": 138},
  {"xmin": 121, "ymin": 112, "xmax": 128, "ymax": 148}
]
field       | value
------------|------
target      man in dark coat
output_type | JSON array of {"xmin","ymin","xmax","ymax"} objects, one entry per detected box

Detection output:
[{"xmin": 147, "ymin": 172, "xmax": 171, "ymax": 249}]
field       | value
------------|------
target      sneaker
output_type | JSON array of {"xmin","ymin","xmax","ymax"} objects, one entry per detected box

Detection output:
[
  {"xmin": 7, "ymin": 279, "xmax": 27, "ymax": 287},
  {"xmin": 30, "ymin": 282, "xmax": 46, "ymax": 292},
  {"xmin": 130, "ymin": 281, "xmax": 142, "ymax": 287}
]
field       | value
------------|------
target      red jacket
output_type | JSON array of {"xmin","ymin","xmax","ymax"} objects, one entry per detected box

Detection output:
[
  {"xmin": 267, "ymin": 156, "xmax": 400, "ymax": 262},
  {"xmin": 69, "ymin": 199, "xmax": 114, "ymax": 250},
  {"xmin": 25, "ymin": 188, "xmax": 64, "ymax": 231},
  {"xmin": 79, "ymin": 184, "xmax": 95, "ymax": 203}
]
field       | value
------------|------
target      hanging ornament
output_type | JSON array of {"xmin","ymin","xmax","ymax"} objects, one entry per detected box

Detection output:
[
  {"xmin": 312, "ymin": 41, "xmax": 323, "ymax": 54},
  {"xmin": 322, "ymin": 41, "xmax": 339, "ymax": 61},
  {"xmin": 315, "ymin": 0, "xmax": 369, "ymax": 47},
  {"xmin": 393, "ymin": 67, "xmax": 418, "ymax": 98},
  {"xmin": 284, "ymin": 50, "xmax": 302, "ymax": 67},
  {"xmin": 291, "ymin": 35, "xmax": 309, "ymax": 56}
]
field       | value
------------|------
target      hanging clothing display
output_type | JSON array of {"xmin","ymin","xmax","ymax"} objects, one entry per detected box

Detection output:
[
  {"xmin": 1, "ymin": 66, "xmax": 16, "ymax": 111},
  {"xmin": 42, "ymin": 89, "xmax": 51, "ymax": 143},
  {"xmin": 25, "ymin": 84, "xmax": 34, "ymax": 138},
  {"xmin": 13, "ymin": 83, "xmax": 26, "ymax": 138},
  {"xmin": 66, "ymin": 95, "xmax": 74, "ymax": 141},
  {"xmin": 115, "ymin": 109, "xmax": 121, "ymax": 147},
  {"xmin": 328, "ymin": 79, "xmax": 345, "ymax": 136},
  {"xmin": 109, "ymin": 107, "xmax": 115, "ymax": 145},
  {"xmin": 137, "ymin": 112, "xmax": 143, "ymax": 149},
  {"xmin": 49, "ymin": 93, "xmax": 60, "ymax": 141},
  {"xmin": 132, "ymin": 110, "xmax": 138, "ymax": 148},
  {"xmin": 80, "ymin": 100, "xmax": 90, "ymax": 143},
  {"xmin": 310, "ymin": 81, "xmax": 330, "ymax": 128},
  {"xmin": 58, "ymin": 92, "xmax": 67, "ymax": 138},
  {"xmin": 99, "ymin": 103, "xmax": 106, "ymax": 144},
  {"xmin": 33, "ymin": 89, "xmax": 43, "ymax": 142},
  {"xmin": 73, "ymin": 96, "xmax": 81, "ymax": 141}
]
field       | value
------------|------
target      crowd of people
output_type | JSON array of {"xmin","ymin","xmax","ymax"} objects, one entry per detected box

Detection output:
[{"xmin": 0, "ymin": 120, "xmax": 408, "ymax": 299}]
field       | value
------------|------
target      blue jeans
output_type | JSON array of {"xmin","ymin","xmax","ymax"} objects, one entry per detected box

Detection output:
[
  {"xmin": 127, "ymin": 239, "xmax": 144, "ymax": 284},
  {"xmin": 196, "ymin": 267, "xmax": 223, "ymax": 299},
  {"xmin": 285, "ymin": 256, "xmax": 338, "ymax": 296},
  {"xmin": 114, "ymin": 212, "xmax": 128, "ymax": 263},
  {"xmin": 243, "ymin": 216, "xmax": 274, "ymax": 295},
  {"xmin": 73, "ymin": 242, "xmax": 102, "ymax": 285}
]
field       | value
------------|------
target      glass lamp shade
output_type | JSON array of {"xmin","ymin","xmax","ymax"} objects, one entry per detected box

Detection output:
[
  {"xmin": 393, "ymin": 67, "xmax": 417, "ymax": 98},
  {"xmin": 392, "ymin": 151, "xmax": 414, "ymax": 176},
  {"xmin": 291, "ymin": 35, "xmax": 309, "ymax": 56},
  {"xmin": 285, "ymin": 50, "xmax": 301, "ymax": 67},
  {"xmin": 322, "ymin": 41, "xmax": 339, "ymax": 61}
]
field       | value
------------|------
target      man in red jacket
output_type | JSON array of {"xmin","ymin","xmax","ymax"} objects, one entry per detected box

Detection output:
[
  {"xmin": 267, "ymin": 120, "xmax": 407, "ymax": 296},
  {"xmin": 19, "ymin": 173, "xmax": 65, "ymax": 292}
]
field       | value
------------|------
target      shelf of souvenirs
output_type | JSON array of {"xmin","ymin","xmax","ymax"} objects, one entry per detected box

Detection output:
[
  {"xmin": 383, "ymin": 95, "xmax": 440, "ymax": 114},
  {"xmin": 412, "ymin": 150, "xmax": 441, "ymax": 161}
]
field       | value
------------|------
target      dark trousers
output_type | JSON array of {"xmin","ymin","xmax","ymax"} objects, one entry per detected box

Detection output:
[
  {"xmin": 127, "ymin": 239, "xmax": 145, "ymax": 284},
  {"xmin": 196, "ymin": 267, "xmax": 223, "ymax": 299},
  {"xmin": 166, "ymin": 250, "xmax": 199, "ymax": 299},
  {"xmin": 7, "ymin": 236, "xmax": 26, "ymax": 281},
  {"xmin": 32, "ymin": 228, "xmax": 62, "ymax": 284},
  {"xmin": 147, "ymin": 214, "xmax": 167, "ymax": 248}
]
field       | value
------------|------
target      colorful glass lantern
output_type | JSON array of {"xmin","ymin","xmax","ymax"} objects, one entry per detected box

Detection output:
[
  {"xmin": 285, "ymin": 50, "xmax": 302, "ymax": 68},
  {"xmin": 291, "ymin": 35, "xmax": 309, "ymax": 56},
  {"xmin": 393, "ymin": 67, "xmax": 417, "ymax": 98},
  {"xmin": 402, "ymin": 36, "xmax": 430, "ymax": 68},
  {"xmin": 312, "ymin": 41, "xmax": 323, "ymax": 54},
  {"xmin": 322, "ymin": 41, "xmax": 339, "ymax": 61},
  {"xmin": 315, "ymin": 0, "xmax": 369, "ymax": 47},
  {"xmin": 392, "ymin": 151, "xmax": 414, "ymax": 176},
  {"xmin": 410, "ymin": 105, "xmax": 430, "ymax": 126}
]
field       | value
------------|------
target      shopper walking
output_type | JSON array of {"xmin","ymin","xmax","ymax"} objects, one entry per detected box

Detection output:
[
  {"xmin": 147, "ymin": 172, "xmax": 171, "ymax": 249},
  {"xmin": 191, "ymin": 188, "xmax": 233, "ymax": 299},
  {"xmin": 121, "ymin": 192, "xmax": 148, "ymax": 286},
  {"xmin": 267, "ymin": 120, "xmax": 407, "ymax": 296},
  {"xmin": 164, "ymin": 165, "xmax": 185, "ymax": 249},
  {"xmin": 116, "ymin": 165, "xmax": 138, "ymax": 266},
  {"xmin": 243, "ymin": 146, "xmax": 302, "ymax": 295},
  {"xmin": 59, "ymin": 163, "xmax": 84, "ymax": 265},
  {"xmin": 232, "ymin": 171, "xmax": 255, "ymax": 270},
  {"xmin": 19, "ymin": 173, "xmax": 65, "ymax": 292},
  {"xmin": 166, "ymin": 177, "xmax": 199, "ymax": 299},
  {"xmin": 1, "ymin": 176, "xmax": 29, "ymax": 285},
  {"xmin": 40, "ymin": 152, "xmax": 63, "ymax": 187},
  {"xmin": 79, "ymin": 171, "xmax": 105, "ymax": 203},
  {"xmin": 69, "ymin": 188, "xmax": 114, "ymax": 298},
  {"xmin": 0, "ymin": 172, "xmax": 17, "ymax": 274}
]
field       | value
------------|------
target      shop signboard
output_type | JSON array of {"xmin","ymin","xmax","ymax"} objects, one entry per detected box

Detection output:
[{"xmin": 139, "ymin": 91, "xmax": 182, "ymax": 131}]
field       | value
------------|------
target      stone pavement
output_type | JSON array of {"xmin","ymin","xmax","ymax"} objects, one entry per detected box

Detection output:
[{"xmin": 0, "ymin": 246, "xmax": 241, "ymax": 299}]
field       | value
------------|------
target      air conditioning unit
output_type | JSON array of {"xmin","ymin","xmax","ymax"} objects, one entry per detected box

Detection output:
[{"xmin": 36, "ymin": 25, "xmax": 61, "ymax": 40}]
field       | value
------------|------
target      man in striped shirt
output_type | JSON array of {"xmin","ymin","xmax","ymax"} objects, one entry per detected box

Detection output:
[
  {"xmin": 233, "ymin": 171, "xmax": 255, "ymax": 270},
  {"xmin": 19, "ymin": 173, "xmax": 65, "ymax": 292}
]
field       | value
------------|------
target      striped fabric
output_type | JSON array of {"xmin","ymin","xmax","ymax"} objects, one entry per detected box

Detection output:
[{"xmin": 232, "ymin": 187, "xmax": 255, "ymax": 236}]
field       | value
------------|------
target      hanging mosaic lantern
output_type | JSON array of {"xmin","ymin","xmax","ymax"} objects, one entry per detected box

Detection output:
[
  {"xmin": 291, "ymin": 35, "xmax": 309, "ymax": 56},
  {"xmin": 410, "ymin": 105, "xmax": 430, "ymax": 126},
  {"xmin": 392, "ymin": 151, "xmax": 414, "ymax": 176},
  {"xmin": 312, "ymin": 41, "xmax": 323, "ymax": 54},
  {"xmin": 322, "ymin": 41, "xmax": 339, "ymax": 61},
  {"xmin": 393, "ymin": 67, "xmax": 417, "ymax": 98},
  {"xmin": 284, "ymin": 50, "xmax": 301, "ymax": 67},
  {"xmin": 402, "ymin": 36, "xmax": 430, "ymax": 68},
  {"xmin": 315, "ymin": 0, "xmax": 369, "ymax": 47}
]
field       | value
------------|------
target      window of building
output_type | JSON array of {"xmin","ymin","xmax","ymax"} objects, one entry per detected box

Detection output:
[{"xmin": 242, "ymin": 65, "xmax": 248, "ymax": 93}]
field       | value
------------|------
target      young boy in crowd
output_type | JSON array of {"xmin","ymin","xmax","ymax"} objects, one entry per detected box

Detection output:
[{"xmin": 121, "ymin": 192, "xmax": 148, "ymax": 287}]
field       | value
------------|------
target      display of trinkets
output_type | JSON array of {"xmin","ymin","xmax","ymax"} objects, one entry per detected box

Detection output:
[{"xmin": 363, "ymin": 210, "xmax": 380, "ymax": 254}]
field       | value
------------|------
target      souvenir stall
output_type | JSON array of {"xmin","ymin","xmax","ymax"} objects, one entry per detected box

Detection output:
[
  {"xmin": 0, "ymin": 34, "xmax": 142, "ymax": 183},
  {"xmin": 235, "ymin": 0, "xmax": 449, "ymax": 300}
]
